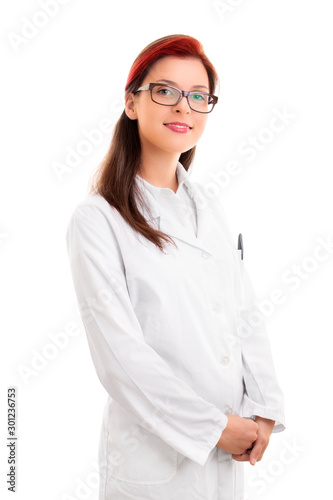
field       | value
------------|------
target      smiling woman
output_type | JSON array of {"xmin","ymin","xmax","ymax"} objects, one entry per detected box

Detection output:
[
  {"xmin": 86, "ymin": 34, "xmax": 221, "ymax": 249},
  {"xmin": 66, "ymin": 34, "xmax": 286, "ymax": 500},
  {"xmin": 125, "ymin": 56, "xmax": 211, "ymax": 172}
]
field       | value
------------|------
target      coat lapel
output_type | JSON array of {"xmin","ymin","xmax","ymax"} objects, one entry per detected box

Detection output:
[{"xmin": 136, "ymin": 172, "xmax": 216, "ymax": 255}]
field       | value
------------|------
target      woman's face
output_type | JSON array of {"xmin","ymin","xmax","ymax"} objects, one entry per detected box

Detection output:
[{"xmin": 125, "ymin": 56, "xmax": 211, "ymax": 158}]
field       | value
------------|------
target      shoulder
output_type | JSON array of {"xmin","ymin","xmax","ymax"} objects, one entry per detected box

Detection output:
[
  {"xmin": 65, "ymin": 193, "xmax": 127, "ymax": 250},
  {"xmin": 65, "ymin": 193, "xmax": 127, "ymax": 262},
  {"xmin": 65, "ymin": 194, "xmax": 127, "ymax": 273},
  {"xmin": 67, "ymin": 193, "xmax": 122, "ymax": 228},
  {"xmin": 70, "ymin": 193, "xmax": 114, "ymax": 217}
]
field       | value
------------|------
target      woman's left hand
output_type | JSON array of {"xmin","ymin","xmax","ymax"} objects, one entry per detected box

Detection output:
[{"xmin": 231, "ymin": 416, "xmax": 275, "ymax": 466}]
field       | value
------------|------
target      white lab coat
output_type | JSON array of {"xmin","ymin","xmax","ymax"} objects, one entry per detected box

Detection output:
[{"xmin": 66, "ymin": 163, "xmax": 285, "ymax": 500}]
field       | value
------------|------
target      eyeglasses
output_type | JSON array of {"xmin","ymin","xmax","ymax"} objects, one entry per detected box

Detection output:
[{"xmin": 134, "ymin": 83, "xmax": 218, "ymax": 113}]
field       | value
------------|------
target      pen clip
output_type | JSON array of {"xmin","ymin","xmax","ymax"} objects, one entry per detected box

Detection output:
[{"xmin": 237, "ymin": 233, "xmax": 243, "ymax": 260}]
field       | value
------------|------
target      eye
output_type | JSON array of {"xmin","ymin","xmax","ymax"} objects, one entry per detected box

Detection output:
[
  {"xmin": 191, "ymin": 93, "xmax": 206, "ymax": 101},
  {"xmin": 156, "ymin": 86, "xmax": 174, "ymax": 96}
]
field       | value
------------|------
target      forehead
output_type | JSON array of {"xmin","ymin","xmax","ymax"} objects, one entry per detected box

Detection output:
[{"xmin": 144, "ymin": 56, "xmax": 209, "ymax": 89}]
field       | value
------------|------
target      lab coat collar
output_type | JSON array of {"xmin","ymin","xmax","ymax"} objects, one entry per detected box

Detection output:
[
  {"xmin": 135, "ymin": 161, "xmax": 188, "ymax": 203},
  {"xmin": 134, "ymin": 162, "xmax": 215, "ymax": 255}
]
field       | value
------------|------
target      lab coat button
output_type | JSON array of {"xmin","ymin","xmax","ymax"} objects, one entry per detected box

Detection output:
[
  {"xmin": 221, "ymin": 356, "xmax": 229, "ymax": 366},
  {"xmin": 225, "ymin": 408, "xmax": 233, "ymax": 415},
  {"xmin": 201, "ymin": 251, "xmax": 211, "ymax": 259},
  {"xmin": 213, "ymin": 304, "xmax": 222, "ymax": 313}
]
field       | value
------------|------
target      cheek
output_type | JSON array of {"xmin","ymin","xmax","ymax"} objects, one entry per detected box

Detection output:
[
  {"xmin": 136, "ymin": 108, "xmax": 154, "ymax": 131},
  {"xmin": 139, "ymin": 116, "xmax": 162, "ymax": 138},
  {"xmin": 194, "ymin": 118, "xmax": 208, "ymax": 136},
  {"xmin": 137, "ymin": 103, "xmax": 161, "ymax": 127}
]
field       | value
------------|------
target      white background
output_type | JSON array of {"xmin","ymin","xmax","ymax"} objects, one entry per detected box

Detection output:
[{"xmin": 1, "ymin": 0, "xmax": 332, "ymax": 498}]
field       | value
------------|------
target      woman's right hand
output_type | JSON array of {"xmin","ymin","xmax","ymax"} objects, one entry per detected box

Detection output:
[{"xmin": 216, "ymin": 414, "xmax": 258, "ymax": 455}]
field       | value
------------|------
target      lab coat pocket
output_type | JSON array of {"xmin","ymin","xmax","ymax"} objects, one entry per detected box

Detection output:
[{"xmin": 106, "ymin": 403, "xmax": 177, "ymax": 485}]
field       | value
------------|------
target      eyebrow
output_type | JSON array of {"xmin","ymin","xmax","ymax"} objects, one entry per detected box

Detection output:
[{"xmin": 155, "ymin": 79, "xmax": 209, "ymax": 91}]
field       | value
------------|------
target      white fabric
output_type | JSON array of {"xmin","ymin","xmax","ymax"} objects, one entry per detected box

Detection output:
[
  {"xmin": 66, "ymin": 161, "xmax": 286, "ymax": 500},
  {"xmin": 135, "ymin": 162, "xmax": 198, "ymax": 236}
]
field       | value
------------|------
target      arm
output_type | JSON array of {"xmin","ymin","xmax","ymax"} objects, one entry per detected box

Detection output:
[
  {"xmin": 66, "ymin": 201, "xmax": 228, "ymax": 466},
  {"xmin": 230, "ymin": 250, "xmax": 286, "ymax": 464},
  {"xmin": 211, "ymin": 193, "xmax": 286, "ymax": 431},
  {"xmin": 239, "ymin": 263, "xmax": 286, "ymax": 432}
]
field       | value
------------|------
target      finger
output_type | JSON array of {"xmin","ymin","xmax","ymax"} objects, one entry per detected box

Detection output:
[
  {"xmin": 232, "ymin": 453, "xmax": 250, "ymax": 462},
  {"xmin": 249, "ymin": 442, "xmax": 263, "ymax": 465},
  {"xmin": 255, "ymin": 442, "xmax": 269, "ymax": 463}
]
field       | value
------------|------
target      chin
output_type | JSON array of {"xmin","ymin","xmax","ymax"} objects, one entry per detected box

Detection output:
[{"xmin": 166, "ymin": 140, "xmax": 198, "ymax": 154}]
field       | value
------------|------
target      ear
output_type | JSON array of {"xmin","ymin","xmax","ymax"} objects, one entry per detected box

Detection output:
[{"xmin": 124, "ymin": 92, "xmax": 138, "ymax": 120}]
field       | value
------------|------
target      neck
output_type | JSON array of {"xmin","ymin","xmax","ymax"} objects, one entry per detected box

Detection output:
[{"xmin": 137, "ymin": 148, "xmax": 180, "ymax": 193}]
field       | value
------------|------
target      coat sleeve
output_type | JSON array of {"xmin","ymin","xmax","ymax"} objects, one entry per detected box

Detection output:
[
  {"xmin": 236, "ymin": 250, "xmax": 286, "ymax": 432},
  {"xmin": 65, "ymin": 200, "xmax": 228, "ymax": 466},
  {"xmin": 202, "ymin": 188, "xmax": 286, "ymax": 432}
]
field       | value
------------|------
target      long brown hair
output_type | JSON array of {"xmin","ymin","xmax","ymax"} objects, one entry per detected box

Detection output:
[{"xmin": 88, "ymin": 34, "xmax": 219, "ymax": 253}]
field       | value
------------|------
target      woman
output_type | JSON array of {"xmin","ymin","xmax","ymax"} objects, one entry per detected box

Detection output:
[{"xmin": 66, "ymin": 34, "xmax": 286, "ymax": 500}]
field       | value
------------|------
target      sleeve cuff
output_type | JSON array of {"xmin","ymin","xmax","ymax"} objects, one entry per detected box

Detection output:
[
  {"xmin": 242, "ymin": 400, "xmax": 286, "ymax": 433},
  {"xmin": 186, "ymin": 411, "xmax": 228, "ymax": 466}
]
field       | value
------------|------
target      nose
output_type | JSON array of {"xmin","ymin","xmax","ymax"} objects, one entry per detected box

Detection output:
[{"xmin": 174, "ymin": 95, "xmax": 191, "ymax": 113}]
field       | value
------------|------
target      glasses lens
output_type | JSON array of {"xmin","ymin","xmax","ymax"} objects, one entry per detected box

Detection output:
[
  {"xmin": 151, "ymin": 85, "xmax": 215, "ymax": 113},
  {"xmin": 189, "ymin": 93, "xmax": 213, "ymax": 113},
  {"xmin": 152, "ymin": 85, "xmax": 180, "ymax": 105}
]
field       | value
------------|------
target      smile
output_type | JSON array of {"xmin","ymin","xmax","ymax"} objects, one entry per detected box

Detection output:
[{"xmin": 164, "ymin": 122, "xmax": 193, "ymax": 134}]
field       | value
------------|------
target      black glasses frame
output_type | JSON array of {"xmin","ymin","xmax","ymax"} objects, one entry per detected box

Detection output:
[{"xmin": 134, "ymin": 83, "xmax": 218, "ymax": 114}]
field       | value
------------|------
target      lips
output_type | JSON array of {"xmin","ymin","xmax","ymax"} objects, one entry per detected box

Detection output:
[
  {"xmin": 164, "ymin": 122, "xmax": 192, "ymax": 129},
  {"xmin": 163, "ymin": 122, "xmax": 193, "ymax": 133}
]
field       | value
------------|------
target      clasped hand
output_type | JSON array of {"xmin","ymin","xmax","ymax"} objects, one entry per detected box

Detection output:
[{"xmin": 216, "ymin": 414, "xmax": 275, "ymax": 466}]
